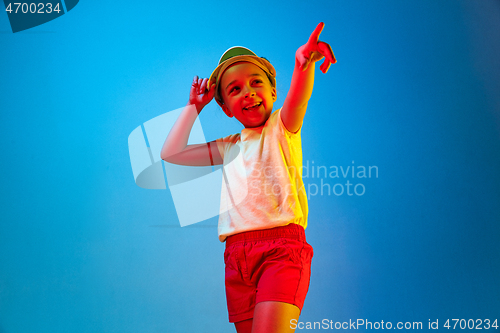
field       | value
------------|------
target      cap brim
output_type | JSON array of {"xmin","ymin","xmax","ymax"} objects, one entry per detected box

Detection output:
[{"xmin": 208, "ymin": 55, "xmax": 276, "ymax": 106}]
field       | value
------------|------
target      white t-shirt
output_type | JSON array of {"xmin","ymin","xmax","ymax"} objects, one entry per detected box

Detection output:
[{"xmin": 215, "ymin": 108, "xmax": 308, "ymax": 242}]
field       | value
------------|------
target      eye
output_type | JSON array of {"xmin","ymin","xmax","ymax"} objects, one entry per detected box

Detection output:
[
  {"xmin": 229, "ymin": 86, "xmax": 240, "ymax": 94},
  {"xmin": 252, "ymin": 79, "xmax": 263, "ymax": 85}
]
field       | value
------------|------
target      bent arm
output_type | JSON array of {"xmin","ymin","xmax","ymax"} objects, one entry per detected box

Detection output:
[{"xmin": 160, "ymin": 103, "xmax": 223, "ymax": 166}]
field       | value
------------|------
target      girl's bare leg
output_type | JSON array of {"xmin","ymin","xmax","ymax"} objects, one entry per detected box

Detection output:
[{"xmin": 251, "ymin": 301, "xmax": 300, "ymax": 333}]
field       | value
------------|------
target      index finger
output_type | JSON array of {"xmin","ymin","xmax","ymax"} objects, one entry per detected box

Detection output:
[{"xmin": 306, "ymin": 22, "xmax": 325, "ymax": 46}]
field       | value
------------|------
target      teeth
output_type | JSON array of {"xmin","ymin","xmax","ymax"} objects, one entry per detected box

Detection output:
[{"xmin": 244, "ymin": 102, "xmax": 261, "ymax": 110}]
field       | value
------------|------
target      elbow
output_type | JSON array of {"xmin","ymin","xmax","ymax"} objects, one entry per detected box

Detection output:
[
  {"xmin": 161, "ymin": 150, "xmax": 181, "ymax": 164},
  {"xmin": 161, "ymin": 153, "xmax": 172, "ymax": 163},
  {"xmin": 160, "ymin": 149, "xmax": 171, "ymax": 163}
]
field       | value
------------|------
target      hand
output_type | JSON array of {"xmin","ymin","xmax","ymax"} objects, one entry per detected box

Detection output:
[
  {"xmin": 189, "ymin": 76, "xmax": 216, "ymax": 112},
  {"xmin": 296, "ymin": 22, "xmax": 336, "ymax": 73}
]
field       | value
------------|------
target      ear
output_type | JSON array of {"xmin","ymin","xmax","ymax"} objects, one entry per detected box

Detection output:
[
  {"xmin": 271, "ymin": 87, "xmax": 277, "ymax": 102},
  {"xmin": 222, "ymin": 104, "xmax": 233, "ymax": 118}
]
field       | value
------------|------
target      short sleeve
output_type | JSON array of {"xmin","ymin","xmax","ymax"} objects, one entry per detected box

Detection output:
[
  {"xmin": 275, "ymin": 107, "xmax": 302, "ymax": 138},
  {"xmin": 215, "ymin": 133, "xmax": 240, "ymax": 160}
]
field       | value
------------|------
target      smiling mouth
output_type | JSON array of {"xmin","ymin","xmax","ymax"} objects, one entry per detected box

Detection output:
[{"xmin": 243, "ymin": 102, "xmax": 262, "ymax": 111}]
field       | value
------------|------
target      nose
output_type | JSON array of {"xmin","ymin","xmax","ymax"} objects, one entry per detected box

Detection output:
[{"xmin": 243, "ymin": 85, "xmax": 255, "ymax": 98}]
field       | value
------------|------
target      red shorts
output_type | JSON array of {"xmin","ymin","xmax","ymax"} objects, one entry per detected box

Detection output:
[{"xmin": 224, "ymin": 223, "xmax": 314, "ymax": 323}]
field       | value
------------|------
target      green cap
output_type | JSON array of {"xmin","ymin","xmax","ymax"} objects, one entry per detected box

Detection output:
[{"xmin": 208, "ymin": 46, "xmax": 276, "ymax": 106}]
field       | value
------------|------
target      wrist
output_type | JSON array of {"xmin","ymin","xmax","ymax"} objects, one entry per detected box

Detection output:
[
  {"xmin": 194, "ymin": 103, "xmax": 205, "ymax": 114},
  {"xmin": 187, "ymin": 100, "xmax": 204, "ymax": 114}
]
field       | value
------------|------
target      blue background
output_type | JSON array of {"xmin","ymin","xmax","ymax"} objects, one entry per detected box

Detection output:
[{"xmin": 1, "ymin": 0, "xmax": 499, "ymax": 332}]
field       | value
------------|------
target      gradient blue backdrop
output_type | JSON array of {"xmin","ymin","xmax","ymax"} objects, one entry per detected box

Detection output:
[{"xmin": 1, "ymin": 1, "xmax": 499, "ymax": 332}]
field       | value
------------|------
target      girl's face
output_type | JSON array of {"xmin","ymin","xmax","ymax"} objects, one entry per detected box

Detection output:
[{"xmin": 220, "ymin": 62, "xmax": 277, "ymax": 128}]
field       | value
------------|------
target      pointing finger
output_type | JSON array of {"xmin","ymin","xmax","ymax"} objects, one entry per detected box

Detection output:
[{"xmin": 307, "ymin": 22, "xmax": 325, "ymax": 47}]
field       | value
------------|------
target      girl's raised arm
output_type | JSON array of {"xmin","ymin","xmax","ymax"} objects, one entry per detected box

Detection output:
[
  {"xmin": 160, "ymin": 76, "xmax": 223, "ymax": 166},
  {"xmin": 281, "ymin": 22, "xmax": 336, "ymax": 133}
]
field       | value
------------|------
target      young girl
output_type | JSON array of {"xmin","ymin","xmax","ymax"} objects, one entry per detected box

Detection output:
[{"xmin": 161, "ymin": 22, "xmax": 336, "ymax": 333}]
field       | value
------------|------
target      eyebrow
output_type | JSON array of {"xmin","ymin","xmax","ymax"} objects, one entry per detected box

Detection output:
[{"xmin": 225, "ymin": 73, "xmax": 264, "ymax": 91}]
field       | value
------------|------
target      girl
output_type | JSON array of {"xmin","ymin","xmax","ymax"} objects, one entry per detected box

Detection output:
[{"xmin": 161, "ymin": 22, "xmax": 336, "ymax": 333}]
